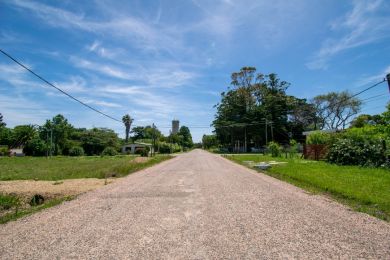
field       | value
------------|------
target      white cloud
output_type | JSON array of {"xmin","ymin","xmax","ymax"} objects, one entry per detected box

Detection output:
[{"xmin": 307, "ymin": 0, "xmax": 390, "ymax": 70}]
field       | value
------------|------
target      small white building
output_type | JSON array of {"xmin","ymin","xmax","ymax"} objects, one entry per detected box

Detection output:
[{"xmin": 121, "ymin": 142, "xmax": 153, "ymax": 155}]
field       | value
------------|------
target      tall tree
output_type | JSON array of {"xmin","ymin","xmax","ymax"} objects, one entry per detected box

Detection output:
[
  {"xmin": 42, "ymin": 114, "xmax": 74, "ymax": 155},
  {"xmin": 122, "ymin": 114, "xmax": 133, "ymax": 143},
  {"xmin": 0, "ymin": 113, "xmax": 6, "ymax": 128},
  {"xmin": 312, "ymin": 91, "xmax": 361, "ymax": 130},
  {"xmin": 178, "ymin": 126, "xmax": 193, "ymax": 148},
  {"xmin": 213, "ymin": 67, "xmax": 295, "ymax": 149}
]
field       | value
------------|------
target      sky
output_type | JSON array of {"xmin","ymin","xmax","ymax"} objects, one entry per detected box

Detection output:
[{"xmin": 0, "ymin": 0, "xmax": 389, "ymax": 142}]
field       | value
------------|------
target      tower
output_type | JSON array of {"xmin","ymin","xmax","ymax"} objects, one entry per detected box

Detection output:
[{"xmin": 172, "ymin": 119, "xmax": 179, "ymax": 134}]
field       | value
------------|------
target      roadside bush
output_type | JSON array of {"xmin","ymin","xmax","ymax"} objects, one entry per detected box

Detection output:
[
  {"xmin": 327, "ymin": 138, "xmax": 387, "ymax": 167},
  {"xmin": 101, "ymin": 147, "xmax": 118, "ymax": 156},
  {"xmin": 267, "ymin": 141, "xmax": 282, "ymax": 157},
  {"xmin": 135, "ymin": 147, "xmax": 150, "ymax": 157},
  {"xmin": 0, "ymin": 146, "xmax": 8, "ymax": 156},
  {"xmin": 306, "ymin": 131, "xmax": 331, "ymax": 145},
  {"xmin": 140, "ymin": 147, "xmax": 150, "ymax": 157},
  {"xmin": 0, "ymin": 194, "xmax": 20, "ymax": 210},
  {"xmin": 69, "ymin": 146, "xmax": 84, "ymax": 156},
  {"xmin": 289, "ymin": 139, "xmax": 298, "ymax": 158},
  {"xmin": 24, "ymin": 138, "xmax": 47, "ymax": 156},
  {"xmin": 158, "ymin": 142, "xmax": 181, "ymax": 154}
]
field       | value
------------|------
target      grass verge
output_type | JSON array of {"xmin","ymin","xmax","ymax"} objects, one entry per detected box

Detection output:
[
  {"xmin": 226, "ymin": 154, "xmax": 390, "ymax": 221},
  {"xmin": 0, "ymin": 155, "xmax": 171, "ymax": 181},
  {"xmin": 0, "ymin": 196, "xmax": 72, "ymax": 224},
  {"xmin": 0, "ymin": 155, "xmax": 171, "ymax": 224}
]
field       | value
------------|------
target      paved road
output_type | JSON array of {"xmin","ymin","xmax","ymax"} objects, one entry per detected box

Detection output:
[{"xmin": 1, "ymin": 149, "xmax": 389, "ymax": 259}]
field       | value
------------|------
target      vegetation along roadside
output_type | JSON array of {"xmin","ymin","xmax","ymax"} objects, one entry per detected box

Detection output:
[{"xmin": 226, "ymin": 154, "xmax": 390, "ymax": 221}]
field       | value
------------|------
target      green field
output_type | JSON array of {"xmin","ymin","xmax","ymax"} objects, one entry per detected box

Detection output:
[
  {"xmin": 0, "ymin": 155, "xmax": 171, "ymax": 181},
  {"xmin": 227, "ymin": 154, "xmax": 390, "ymax": 221}
]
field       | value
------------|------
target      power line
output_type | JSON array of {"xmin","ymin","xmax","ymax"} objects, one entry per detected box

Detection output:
[{"xmin": 0, "ymin": 49, "xmax": 122, "ymax": 123}]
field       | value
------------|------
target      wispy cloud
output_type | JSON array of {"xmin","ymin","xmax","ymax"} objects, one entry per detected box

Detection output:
[
  {"xmin": 307, "ymin": 0, "xmax": 390, "ymax": 70},
  {"xmin": 355, "ymin": 65, "xmax": 390, "ymax": 87},
  {"xmin": 8, "ymin": 0, "xmax": 187, "ymax": 55}
]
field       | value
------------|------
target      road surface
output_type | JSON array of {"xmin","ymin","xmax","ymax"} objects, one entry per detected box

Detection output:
[{"xmin": 1, "ymin": 149, "xmax": 389, "ymax": 259}]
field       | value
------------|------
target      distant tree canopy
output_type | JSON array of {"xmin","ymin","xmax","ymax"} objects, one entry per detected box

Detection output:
[
  {"xmin": 0, "ymin": 113, "xmax": 5, "ymax": 128},
  {"xmin": 312, "ymin": 91, "xmax": 361, "ymax": 130},
  {"xmin": 131, "ymin": 125, "xmax": 162, "ymax": 141},
  {"xmin": 202, "ymin": 134, "xmax": 219, "ymax": 149},
  {"xmin": 213, "ymin": 67, "xmax": 316, "ymax": 149},
  {"xmin": 0, "ymin": 113, "xmax": 194, "ymax": 156}
]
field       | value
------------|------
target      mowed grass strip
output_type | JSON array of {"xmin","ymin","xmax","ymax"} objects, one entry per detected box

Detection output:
[
  {"xmin": 227, "ymin": 154, "xmax": 390, "ymax": 221},
  {"xmin": 0, "ymin": 155, "xmax": 171, "ymax": 181}
]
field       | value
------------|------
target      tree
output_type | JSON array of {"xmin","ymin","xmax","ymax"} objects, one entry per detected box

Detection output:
[
  {"xmin": 0, "ymin": 113, "xmax": 5, "ymax": 128},
  {"xmin": 213, "ymin": 67, "xmax": 296, "ymax": 149},
  {"xmin": 11, "ymin": 125, "xmax": 37, "ymax": 148},
  {"xmin": 312, "ymin": 91, "xmax": 361, "ymax": 130},
  {"xmin": 131, "ymin": 125, "xmax": 162, "ymax": 142},
  {"xmin": 42, "ymin": 114, "xmax": 74, "ymax": 155},
  {"xmin": 80, "ymin": 128, "xmax": 120, "ymax": 155},
  {"xmin": 122, "ymin": 114, "xmax": 133, "ymax": 143},
  {"xmin": 202, "ymin": 134, "xmax": 219, "ymax": 149},
  {"xmin": 178, "ymin": 126, "xmax": 193, "ymax": 148},
  {"xmin": 350, "ymin": 114, "xmax": 384, "ymax": 128}
]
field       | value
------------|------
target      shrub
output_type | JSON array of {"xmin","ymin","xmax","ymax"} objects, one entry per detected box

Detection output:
[
  {"xmin": 327, "ymin": 138, "xmax": 387, "ymax": 167},
  {"xmin": 158, "ymin": 142, "xmax": 181, "ymax": 154},
  {"xmin": 267, "ymin": 141, "xmax": 282, "ymax": 157},
  {"xmin": 0, "ymin": 194, "xmax": 20, "ymax": 210},
  {"xmin": 23, "ymin": 138, "xmax": 47, "ymax": 156},
  {"xmin": 69, "ymin": 146, "xmax": 84, "ymax": 156},
  {"xmin": 0, "ymin": 146, "xmax": 8, "ymax": 156},
  {"xmin": 135, "ymin": 147, "xmax": 150, "ymax": 157},
  {"xmin": 306, "ymin": 131, "xmax": 331, "ymax": 145},
  {"xmin": 289, "ymin": 139, "xmax": 298, "ymax": 158},
  {"xmin": 101, "ymin": 147, "xmax": 118, "ymax": 156}
]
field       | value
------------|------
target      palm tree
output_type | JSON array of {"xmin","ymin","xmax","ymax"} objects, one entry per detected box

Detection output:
[{"xmin": 122, "ymin": 114, "xmax": 134, "ymax": 143}]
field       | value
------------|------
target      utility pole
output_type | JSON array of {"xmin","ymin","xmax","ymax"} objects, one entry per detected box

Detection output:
[
  {"xmin": 265, "ymin": 119, "xmax": 268, "ymax": 145},
  {"xmin": 244, "ymin": 126, "xmax": 247, "ymax": 153},
  {"xmin": 387, "ymin": 73, "xmax": 390, "ymax": 92},
  {"xmin": 50, "ymin": 127, "xmax": 53, "ymax": 157},
  {"xmin": 46, "ymin": 129, "xmax": 48, "ymax": 158},
  {"xmin": 270, "ymin": 121, "xmax": 274, "ymax": 141}
]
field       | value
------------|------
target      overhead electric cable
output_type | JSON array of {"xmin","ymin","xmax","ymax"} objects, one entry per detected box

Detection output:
[{"xmin": 0, "ymin": 49, "xmax": 122, "ymax": 123}]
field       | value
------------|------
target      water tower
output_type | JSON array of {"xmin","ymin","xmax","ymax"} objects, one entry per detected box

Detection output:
[{"xmin": 172, "ymin": 119, "xmax": 179, "ymax": 134}]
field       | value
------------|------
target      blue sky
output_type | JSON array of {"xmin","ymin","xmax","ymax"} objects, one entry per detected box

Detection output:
[{"xmin": 0, "ymin": 0, "xmax": 389, "ymax": 141}]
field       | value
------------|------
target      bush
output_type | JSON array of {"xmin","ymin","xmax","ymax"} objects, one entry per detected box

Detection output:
[
  {"xmin": 0, "ymin": 194, "xmax": 20, "ymax": 210},
  {"xmin": 306, "ymin": 131, "xmax": 331, "ymax": 145},
  {"xmin": 23, "ymin": 138, "xmax": 47, "ymax": 156},
  {"xmin": 327, "ymin": 138, "xmax": 387, "ymax": 167},
  {"xmin": 101, "ymin": 147, "xmax": 118, "ymax": 156},
  {"xmin": 135, "ymin": 147, "xmax": 150, "ymax": 157},
  {"xmin": 158, "ymin": 142, "xmax": 181, "ymax": 154},
  {"xmin": 0, "ymin": 146, "xmax": 8, "ymax": 156},
  {"xmin": 289, "ymin": 139, "xmax": 298, "ymax": 158},
  {"xmin": 69, "ymin": 146, "xmax": 84, "ymax": 156},
  {"xmin": 267, "ymin": 141, "xmax": 282, "ymax": 157}
]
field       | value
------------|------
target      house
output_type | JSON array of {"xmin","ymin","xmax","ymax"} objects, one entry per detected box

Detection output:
[
  {"xmin": 9, "ymin": 147, "xmax": 25, "ymax": 157},
  {"xmin": 121, "ymin": 142, "xmax": 153, "ymax": 155}
]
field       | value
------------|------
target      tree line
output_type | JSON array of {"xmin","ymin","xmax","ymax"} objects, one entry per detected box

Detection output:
[
  {"xmin": 210, "ymin": 67, "xmax": 363, "ymax": 151},
  {"xmin": 0, "ymin": 114, "xmax": 193, "ymax": 156}
]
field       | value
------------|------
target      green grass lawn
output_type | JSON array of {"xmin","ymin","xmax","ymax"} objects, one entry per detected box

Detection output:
[
  {"xmin": 0, "ymin": 155, "xmax": 171, "ymax": 181},
  {"xmin": 227, "ymin": 154, "xmax": 390, "ymax": 221}
]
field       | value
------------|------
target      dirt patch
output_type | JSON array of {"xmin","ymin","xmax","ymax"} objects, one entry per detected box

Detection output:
[
  {"xmin": 0, "ymin": 178, "xmax": 115, "ymax": 201},
  {"xmin": 132, "ymin": 157, "xmax": 151, "ymax": 163}
]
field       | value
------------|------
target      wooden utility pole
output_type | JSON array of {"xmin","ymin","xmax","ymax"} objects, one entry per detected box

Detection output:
[
  {"xmin": 265, "ymin": 119, "xmax": 268, "ymax": 145},
  {"xmin": 244, "ymin": 126, "xmax": 247, "ymax": 153}
]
